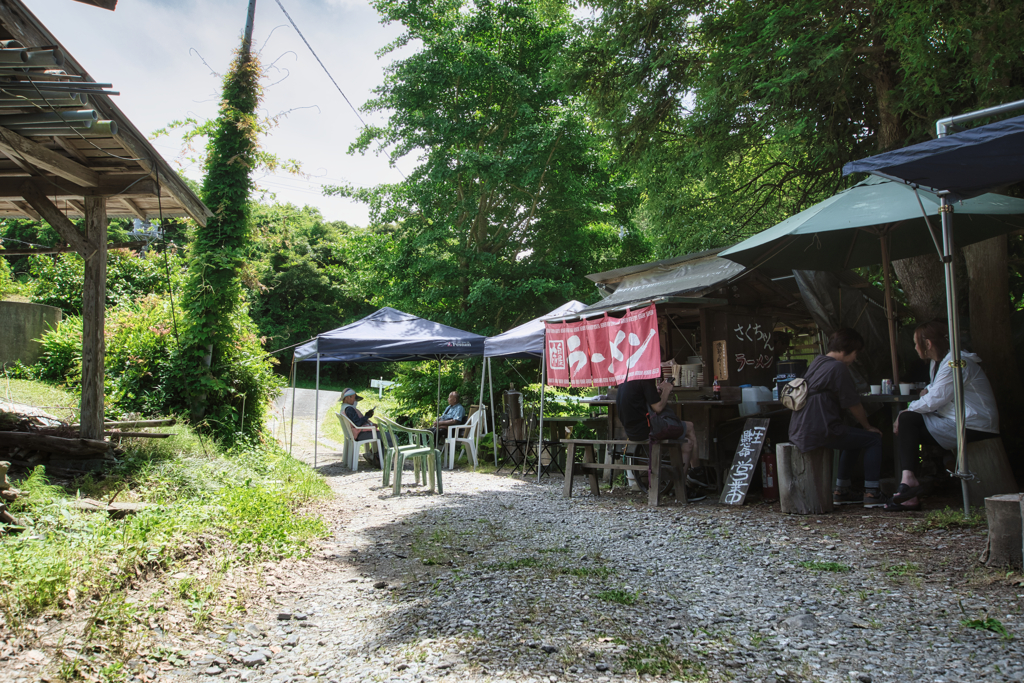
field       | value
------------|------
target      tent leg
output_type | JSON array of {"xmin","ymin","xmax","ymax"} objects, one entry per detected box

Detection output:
[
  {"xmin": 488, "ymin": 358, "xmax": 498, "ymax": 467},
  {"xmin": 314, "ymin": 353, "xmax": 320, "ymax": 470},
  {"xmin": 289, "ymin": 358, "xmax": 297, "ymax": 457},
  {"xmin": 879, "ymin": 235, "xmax": 901, "ymax": 386},
  {"xmin": 538, "ymin": 352, "xmax": 546, "ymax": 483},
  {"xmin": 939, "ymin": 198, "xmax": 970, "ymax": 518}
]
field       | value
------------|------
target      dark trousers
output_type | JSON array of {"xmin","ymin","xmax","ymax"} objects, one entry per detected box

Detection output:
[
  {"xmin": 895, "ymin": 411, "xmax": 990, "ymax": 473},
  {"xmin": 826, "ymin": 427, "xmax": 883, "ymax": 488}
]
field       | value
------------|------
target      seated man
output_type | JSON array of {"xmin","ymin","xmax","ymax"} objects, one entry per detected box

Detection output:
[
  {"xmin": 341, "ymin": 387, "xmax": 383, "ymax": 468},
  {"xmin": 615, "ymin": 377, "xmax": 703, "ymax": 501},
  {"xmin": 430, "ymin": 391, "xmax": 467, "ymax": 444}
]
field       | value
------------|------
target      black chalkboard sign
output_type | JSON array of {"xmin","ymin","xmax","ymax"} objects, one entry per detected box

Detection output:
[{"xmin": 719, "ymin": 417, "xmax": 770, "ymax": 505}]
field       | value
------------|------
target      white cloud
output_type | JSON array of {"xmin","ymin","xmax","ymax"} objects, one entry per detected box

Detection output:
[{"xmin": 26, "ymin": 0, "xmax": 407, "ymax": 226}]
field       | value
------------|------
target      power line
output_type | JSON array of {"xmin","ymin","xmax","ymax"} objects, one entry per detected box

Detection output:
[{"xmin": 272, "ymin": 0, "xmax": 407, "ymax": 180}]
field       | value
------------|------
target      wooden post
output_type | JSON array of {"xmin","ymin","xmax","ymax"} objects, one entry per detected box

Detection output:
[{"xmin": 80, "ymin": 197, "xmax": 107, "ymax": 441}]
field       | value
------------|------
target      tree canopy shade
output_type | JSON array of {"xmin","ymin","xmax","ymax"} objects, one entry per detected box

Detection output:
[
  {"xmin": 570, "ymin": 0, "xmax": 1024, "ymax": 256},
  {"xmin": 327, "ymin": 0, "xmax": 644, "ymax": 335}
]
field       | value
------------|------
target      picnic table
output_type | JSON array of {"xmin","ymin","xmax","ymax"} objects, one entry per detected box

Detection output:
[{"xmin": 561, "ymin": 438, "xmax": 689, "ymax": 506}]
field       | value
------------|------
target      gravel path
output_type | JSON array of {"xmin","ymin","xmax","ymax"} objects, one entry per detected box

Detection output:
[{"xmin": 154, "ymin": 464, "xmax": 1023, "ymax": 683}]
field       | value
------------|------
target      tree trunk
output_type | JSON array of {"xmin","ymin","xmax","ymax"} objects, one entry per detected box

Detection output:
[
  {"xmin": 964, "ymin": 235, "xmax": 1023, "ymax": 442},
  {"xmin": 892, "ymin": 254, "xmax": 948, "ymax": 322}
]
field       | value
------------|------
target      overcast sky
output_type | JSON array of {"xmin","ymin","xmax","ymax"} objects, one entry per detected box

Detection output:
[{"xmin": 27, "ymin": 0, "xmax": 408, "ymax": 226}]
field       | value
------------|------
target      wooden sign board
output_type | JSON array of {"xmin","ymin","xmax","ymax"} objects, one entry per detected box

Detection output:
[
  {"xmin": 712, "ymin": 340, "xmax": 729, "ymax": 381},
  {"xmin": 719, "ymin": 417, "xmax": 770, "ymax": 506}
]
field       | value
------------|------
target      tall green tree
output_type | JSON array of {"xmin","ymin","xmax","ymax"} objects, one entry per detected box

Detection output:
[
  {"xmin": 175, "ymin": 35, "xmax": 278, "ymax": 438},
  {"xmin": 328, "ymin": 0, "xmax": 646, "ymax": 335},
  {"xmin": 573, "ymin": 0, "xmax": 1024, "ymax": 254}
]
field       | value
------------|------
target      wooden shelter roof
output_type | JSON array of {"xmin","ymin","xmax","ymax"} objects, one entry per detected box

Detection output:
[{"xmin": 0, "ymin": 0, "xmax": 210, "ymax": 225}]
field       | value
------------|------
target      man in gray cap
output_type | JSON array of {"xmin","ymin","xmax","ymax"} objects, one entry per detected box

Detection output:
[{"xmin": 341, "ymin": 388, "xmax": 383, "ymax": 468}]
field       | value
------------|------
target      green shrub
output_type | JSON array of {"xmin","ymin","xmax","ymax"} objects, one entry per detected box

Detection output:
[{"xmin": 29, "ymin": 248, "xmax": 185, "ymax": 317}]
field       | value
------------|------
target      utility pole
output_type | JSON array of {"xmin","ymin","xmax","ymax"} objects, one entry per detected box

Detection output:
[{"xmin": 242, "ymin": 0, "xmax": 257, "ymax": 56}]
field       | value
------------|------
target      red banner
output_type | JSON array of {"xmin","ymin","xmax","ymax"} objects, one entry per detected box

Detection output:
[{"xmin": 544, "ymin": 305, "xmax": 661, "ymax": 387}]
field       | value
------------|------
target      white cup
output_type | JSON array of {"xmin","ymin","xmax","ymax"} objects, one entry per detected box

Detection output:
[
  {"xmin": 899, "ymin": 383, "xmax": 912, "ymax": 395},
  {"xmin": 870, "ymin": 385, "xmax": 881, "ymax": 395}
]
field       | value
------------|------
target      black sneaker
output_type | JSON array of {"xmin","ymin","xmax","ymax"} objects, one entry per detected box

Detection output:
[
  {"xmin": 833, "ymin": 487, "xmax": 863, "ymax": 505},
  {"xmin": 863, "ymin": 489, "xmax": 886, "ymax": 508},
  {"xmin": 685, "ymin": 486, "xmax": 707, "ymax": 503}
]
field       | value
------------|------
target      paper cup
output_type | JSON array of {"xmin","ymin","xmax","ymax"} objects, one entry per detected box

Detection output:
[
  {"xmin": 870, "ymin": 385, "xmax": 881, "ymax": 395},
  {"xmin": 899, "ymin": 383, "xmax": 912, "ymax": 395}
]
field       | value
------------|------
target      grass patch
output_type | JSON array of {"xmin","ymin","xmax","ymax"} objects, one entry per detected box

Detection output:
[
  {"xmin": 961, "ymin": 617, "xmax": 1013, "ymax": 640},
  {"xmin": 798, "ymin": 560, "xmax": 852, "ymax": 572},
  {"xmin": 0, "ymin": 400, "xmax": 331, "ymax": 678},
  {"xmin": 886, "ymin": 562, "xmax": 920, "ymax": 577},
  {"xmin": 911, "ymin": 506, "xmax": 987, "ymax": 532},
  {"xmin": 0, "ymin": 376, "xmax": 80, "ymax": 420},
  {"xmin": 596, "ymin": 588, "xmax": 638, "ymax": 605},
  {"xmin": 618, "ymin": 639, "xmax": 705, "ymax": 678}
]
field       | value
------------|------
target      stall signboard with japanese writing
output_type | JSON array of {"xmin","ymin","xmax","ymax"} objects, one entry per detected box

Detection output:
[
  {"xmin": 545, "ymin": 305, "xmax": 661, "ymax": 387},
  {"xmin": 709, "ymin": 313, "xmax": 777, "ymax": 386},
  {"xmin": 719, "ymin": 418, "xmax": 770, "ymax": 505}
]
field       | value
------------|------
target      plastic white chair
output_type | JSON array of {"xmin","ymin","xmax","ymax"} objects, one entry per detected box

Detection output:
[
  {"xmin": 446, "ymin": 406, "xmax": 485, "ymax": 470},
  {"xmin": 336, "ymin": 411, "xmax": 382, "ymax": 471}
]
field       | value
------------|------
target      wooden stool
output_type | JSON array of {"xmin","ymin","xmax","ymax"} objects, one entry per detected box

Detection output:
[
  {"xmin": 776, "ymin": 443, "xmax": 833, "ymax": 514},
  {"xmin": 965, "ymin": 437, "xmax": 1018, "ymax": 503},
  {"xmin": 980, "ymin": 493, "xmax": 1023, "ymax": 569}
]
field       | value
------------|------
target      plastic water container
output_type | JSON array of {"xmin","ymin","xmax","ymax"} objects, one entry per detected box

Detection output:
[{"xmin": 739, "ymin": 386, "xmax": 773, "ymax": 416}]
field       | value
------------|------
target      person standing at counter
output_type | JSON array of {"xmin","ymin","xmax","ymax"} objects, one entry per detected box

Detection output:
[
  {"xmin": 891, "ymin": 320, "xmax": 999, "ymax": 511},
  {"xmin": 788, "ymin": 328, "xmax": 885, "ymax": 508}
]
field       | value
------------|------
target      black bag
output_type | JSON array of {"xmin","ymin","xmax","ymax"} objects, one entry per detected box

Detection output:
[{"xmin": 648, "ymin": 409, "xmax": 686, "ymax": 441}]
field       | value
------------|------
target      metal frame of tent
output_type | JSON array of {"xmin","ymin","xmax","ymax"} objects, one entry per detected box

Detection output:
[{"xmin": 480, "ymin": 301, "xmax": 587, "ymax": 482}]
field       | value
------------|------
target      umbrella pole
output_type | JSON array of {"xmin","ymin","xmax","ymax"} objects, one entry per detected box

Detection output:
[
  {"xmin": 289, "ymin": 357, "xmax": 297, "ymax": 457},
  {"xmin": 939, "ymin": 198, "xmax": 971, "ymax": 517},
  {"xmin": 314, "ymin": 353, "xmax": 320, "ymax": 469},
  {"xmin": 538, "ymin": 352, "xmax": 546, "ymax": 483},
  {"xmin": 879, "ymin": 235, "xmax": 901, "ymax": 385}
]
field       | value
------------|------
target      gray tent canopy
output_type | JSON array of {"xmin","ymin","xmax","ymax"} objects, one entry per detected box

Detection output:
[
  {"xmin": 290, "ymin": 307, "xmax": 485, "ymax": 467},
  {"xmin": 295, "ymin": 307, "xmax": 485, "ymax": 362}
]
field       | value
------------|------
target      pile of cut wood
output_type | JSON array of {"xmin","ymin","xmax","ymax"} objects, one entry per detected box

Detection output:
[{"xmin": 0, "ymin": 401, "xmax": 174, "ymax": 475}]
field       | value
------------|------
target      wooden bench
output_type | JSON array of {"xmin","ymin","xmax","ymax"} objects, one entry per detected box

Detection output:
[{"xmin": 562, "ymin": 439, "xmax": 688, "ymax": 507}]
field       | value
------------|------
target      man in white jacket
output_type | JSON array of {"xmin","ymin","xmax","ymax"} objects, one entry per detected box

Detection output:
[{"xmin": 892, "ymin": 321, "xmax": 999, "ymax": 511}]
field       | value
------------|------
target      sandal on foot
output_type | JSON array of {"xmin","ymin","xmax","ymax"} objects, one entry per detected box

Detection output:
[
  {"xmin": 883, "ymin": 500, "xmax": 921, "ymax": 512},
  {"xmin": 892, "ymin": 483, "xmax": 923, "ymax": 504}
]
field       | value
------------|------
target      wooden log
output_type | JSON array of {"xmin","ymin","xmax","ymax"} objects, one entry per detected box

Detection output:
[
  {"xmin": 0, "ymin": 431, "xmax": 110, "ymax": 455},
  {"xmin": 70, "ymin": 418, "xmax": 177, "ymax": 429},
  {"xmin": 777, "ymin": 443, "xmax": 834, "ymax": 515},
  {"xmin": 965, "ymin": 438, "xmax": 1018, "ymax": 503},
  {"xmin": 104, "ymin": 431, "xmax": 172, "ymax": 439},
  {"xmin": 980, "ymin": 493, "xmax": 1023, "ymax": 569},
  {"xmin": 71, "ymin": 497, "xmax": 147, "ymax": 519}
]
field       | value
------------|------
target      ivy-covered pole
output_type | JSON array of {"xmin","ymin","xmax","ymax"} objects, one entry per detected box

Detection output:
[{"xmin": 177, "ymin": 2, "xmax": 267, "ymax": 435}]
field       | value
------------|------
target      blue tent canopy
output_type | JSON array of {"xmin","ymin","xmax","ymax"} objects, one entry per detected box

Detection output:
[
  {"xmin": 483, "ymin": 301, "xmax": 587, "ymax": 358},
  {"xmin": 843, "ymin": 113, "xmax": 1024, "ymax": 198},
  {"xmin": 294, "ymin": 307, "xmax": 485, "ymax": 362}
]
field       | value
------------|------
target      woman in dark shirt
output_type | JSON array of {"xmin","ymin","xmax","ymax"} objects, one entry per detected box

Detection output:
[{"xmin": 788, "ymin": 328, "xmax": 884, "ymax": 508}]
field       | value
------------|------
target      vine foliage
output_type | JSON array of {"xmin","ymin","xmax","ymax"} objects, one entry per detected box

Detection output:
[{"xmin": 175, "ymin": 47, "xmax": 279, "ymax": 440}]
